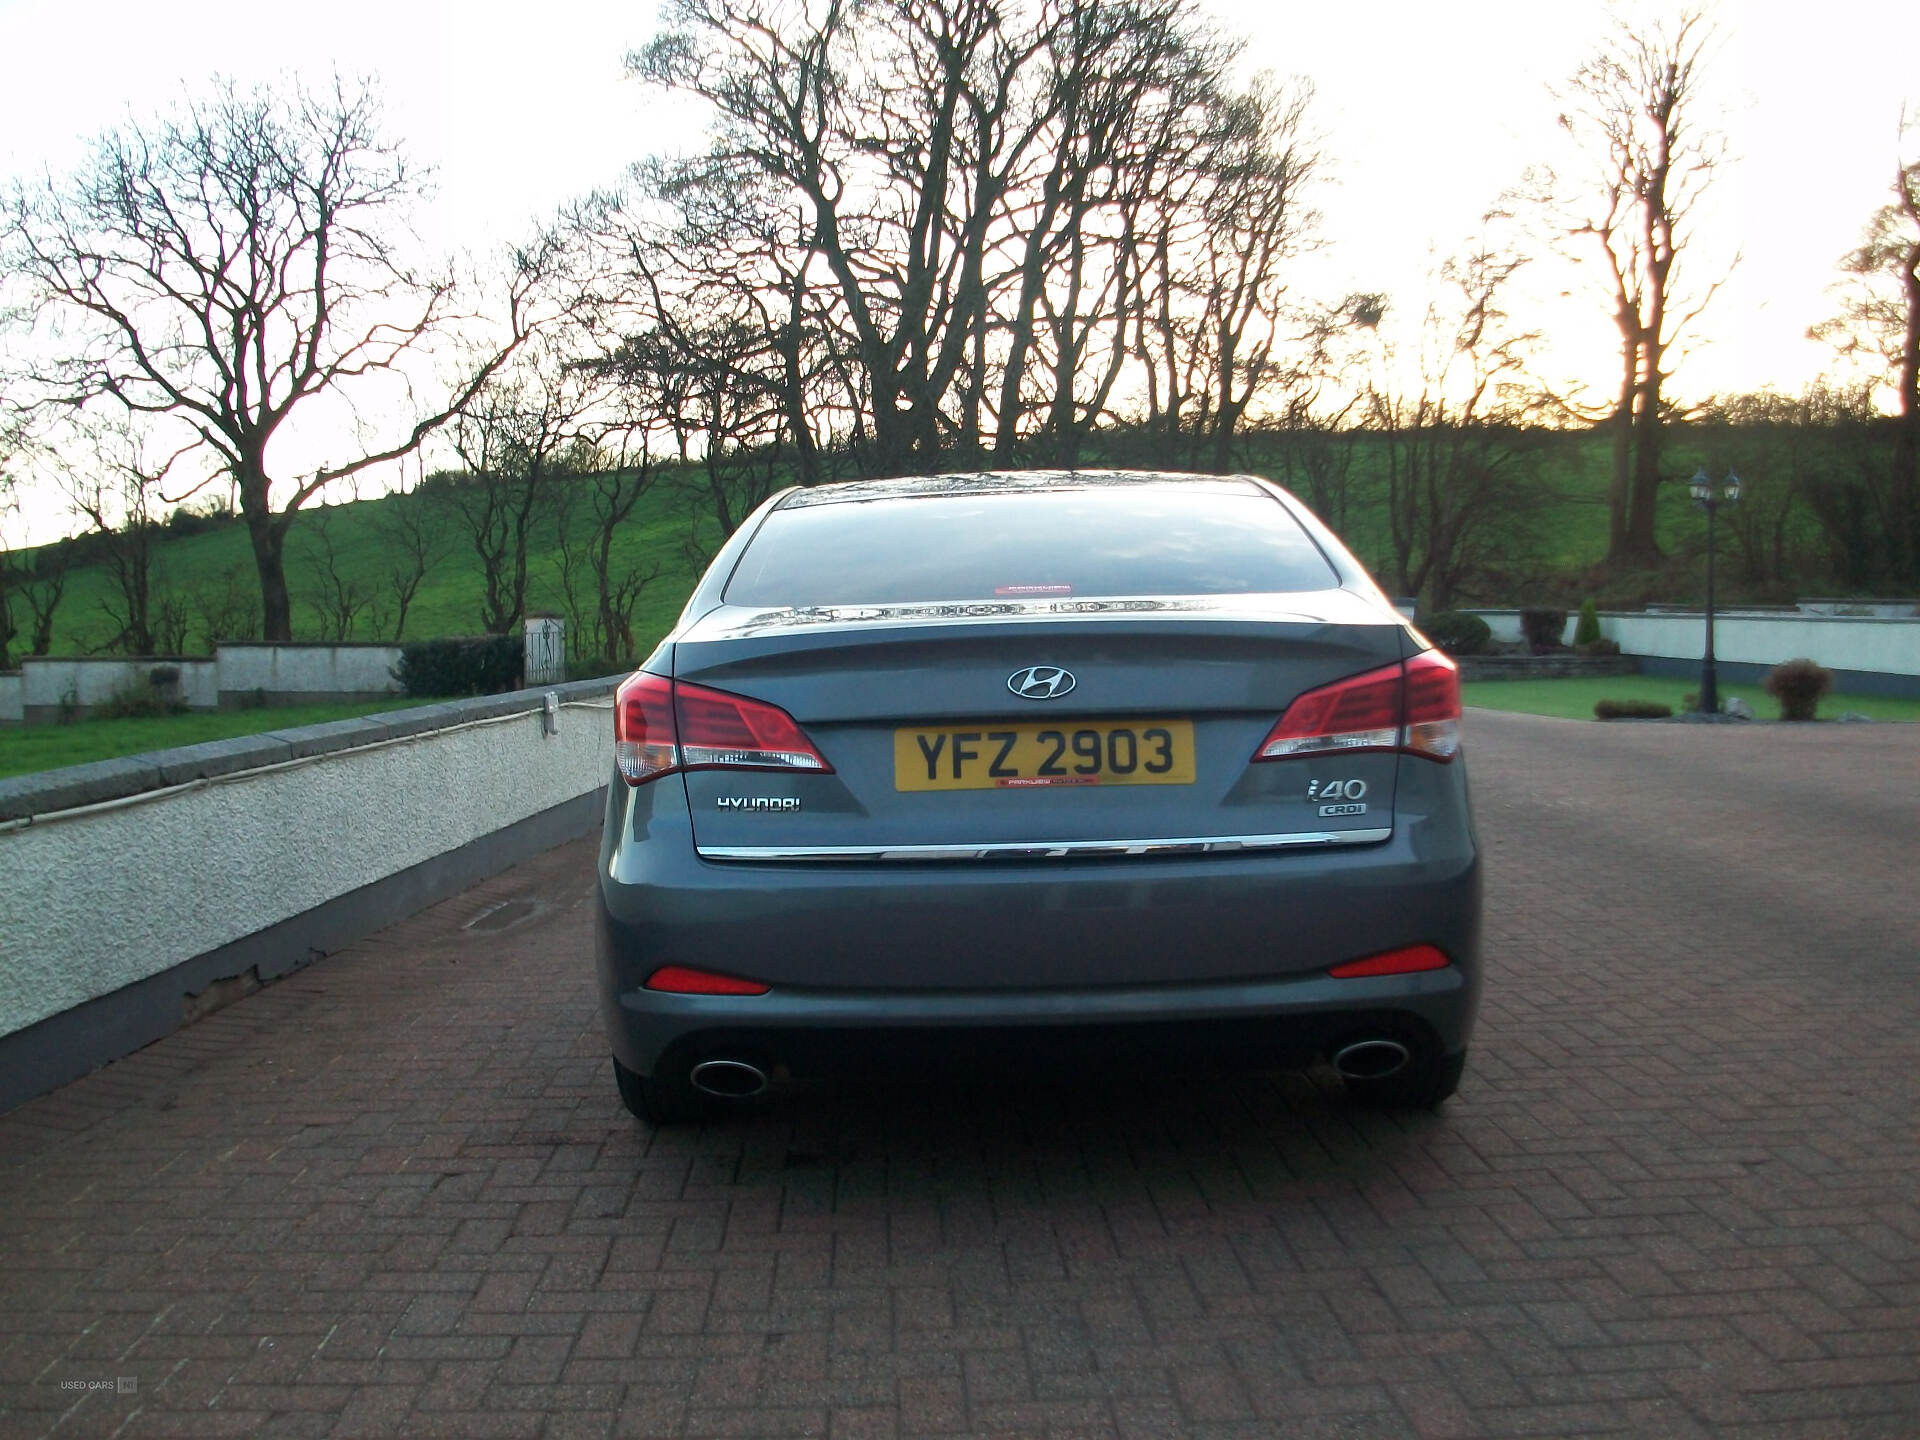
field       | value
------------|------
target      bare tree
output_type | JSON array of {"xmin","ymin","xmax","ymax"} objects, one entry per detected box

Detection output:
[
  {"xmin": 1539, "ymin": 9, "xmax": 1728, "ymax": 563},
  {"xmin": 2, "ymin": 75, "xmax": 552, "ymax": 641},
  {"xmin": 623, "ymin": 0, "xmax": 1322, "ymax": 482},
  {"xmin": 445, "ymin": 341, "xmax": 600, "ymax": 634},
  {"xmin": 0, "ymin": 419, "xmax": 71, "ymax": 665},
  {"xmin": 631, "ymin": 0, "xmax": 1037, "ymax": 475},
  {"xmin": 555, "ymin": 410, "xmax": 666, "ymax": 667},
  {"xmin": 295, "ymin": 504, "xmax": 375, "ymax": 642},
  {"xmin": 185, "ymin": 568, "xmax": 257, "ymax": 652},
  {"xmin": 370, "ymin": 482, "xmax": 452, "ymax": 641},
  {"xmin": 555, "ymin": 475, "xmax": 662, "ymax": 670},
  {"xmin": 1694, "ymin": 390, "xmax": 1823, "ymax": 592},
  {"xmin": 601, "ymin": 322, "xmax": 792, "ymax": 548},
  {"xmin": 991, "ymin": 0, "xmax": 1218, "ymax": 463},
  {"xmin": 1187, "ymin": 78, "xmax": 1319, "ymax": 472},
  {"xmin": 1368, "ymin": 248, "xmax": 1552, "ymax": 612},
  {"xmin": 0, "ymin": 422, "xmax": 23, "ymax": 669},
  {"xmin": 58, "ymin": 419, "xmax": 189, "ymax": 654},
  {"xmin": 3, "ymin": 540, "xmax": 69, "ymax": 661},
  {"xmin": 1254, "ymin": 294, "xmax": 1382, "ymax": 532},
  {"xmin": 1810, "ymin": 129, "xmax": 1920, "ymax": 580}
]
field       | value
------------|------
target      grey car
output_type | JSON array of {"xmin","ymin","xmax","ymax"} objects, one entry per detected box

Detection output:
[{"xmin": 594, "ymin": 471, "xmax": 1480, "ymax": 1123}]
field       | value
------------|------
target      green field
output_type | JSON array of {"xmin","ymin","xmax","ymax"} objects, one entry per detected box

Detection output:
[
  {"xmin": 28, "ymin": 475, "xmax": 712, "ymax": 662},
  {"xmin": 16, "ymin": 425, "xmax": 1838, "ymax": 663},
  {"xmin": 0, "ymin": 698, "xmax": 440, "ymax": 780},
  {"xmin": 1463, "ymin": 676, "xmax": 1920, "ymax": 723}
]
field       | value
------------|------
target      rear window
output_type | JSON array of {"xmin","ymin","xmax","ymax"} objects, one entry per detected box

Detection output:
[{"xmin": 723, "ymin": 485, "xmax": 1339, "ymax": 606}]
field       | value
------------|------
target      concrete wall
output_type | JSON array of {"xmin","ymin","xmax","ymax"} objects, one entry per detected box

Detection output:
[
  {"xmin": 0, "ymin": 672, "xmax": 20, "ymax": 725},
  {"xmin": 1462, "ymin": 611, "xmax": 1565, "ymax": 646},
  {"xmin": 14, "ymin": 644, "xmax": 411, "ymax": 720},
  {"xmin": 21, "ymin": 657, "xmax": 219, "ymax": 720},
  {"xmin": 1798, "ymin": 599, "xmax": 1919, "ymax": 618},
  {"xmin": 0, "ymin": 677, "xmax": 620, "ymax": 1107},
  {"xmin": 216, "ymin": 642, "xmax": 405, "ymax": 705},
  {"xmin": 1461, "ymin": 608, "xmax": 1920, "ymax": 696}
]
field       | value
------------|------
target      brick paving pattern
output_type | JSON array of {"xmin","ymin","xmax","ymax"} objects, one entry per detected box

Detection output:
[{"xmin": 2, "ymin": 712, "xmax": 1917, "ymax": 1438}]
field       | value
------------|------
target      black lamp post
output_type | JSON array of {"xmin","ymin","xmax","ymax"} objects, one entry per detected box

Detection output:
[{"xmin": 1690, "ymin": 467, "xmax": 1742, "ymax": 714}]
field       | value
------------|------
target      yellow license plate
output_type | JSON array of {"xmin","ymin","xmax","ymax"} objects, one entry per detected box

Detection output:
[{"xmin": 894, "ymin": 720, "xmax": 1196, "ymax": 791}]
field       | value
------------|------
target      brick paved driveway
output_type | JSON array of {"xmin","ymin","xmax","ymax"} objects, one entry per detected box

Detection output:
[{"xmin": 3, "ymin": 713, "xmax": 1917, "ymax": 1439}]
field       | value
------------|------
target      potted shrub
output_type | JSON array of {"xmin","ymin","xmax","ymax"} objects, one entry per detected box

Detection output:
[{"xmin": 1764, "ymin": 658, "xmax": 1833, "ymax": 721}]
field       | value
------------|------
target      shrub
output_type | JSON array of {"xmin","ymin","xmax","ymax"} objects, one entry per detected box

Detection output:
[
  {"xmin": 1420, "ymin": 610, "xmax": 1492, "ymax": 656},
  {"xmin": 570, "ymin": 653, "xmax": 634, "ymax": 682},
  {"xmin": 1764, "ymin": 657, "xmax": 1833, "ymax": 721},
  {"xmin": 1573, "ymin": 598, "xmax": 1602, "ymax": 647},
  {"xmin": 97, "ymin": 674, "xmax": 187, "ymax": 719},
  {"xmin": 1594, "ymin": 699, "xmax": 1672, "ymax": 720},
  {"xmin": 1519, "ymin": 607, "xmax": 1569, "ymax": 653},
  {"xmin": 394, "ymin": 635, "xmax": 522, "ymax": 697},
  {"xmin": 1574, "ymin": 637, "xmax": 1621, "ymax": 657}
]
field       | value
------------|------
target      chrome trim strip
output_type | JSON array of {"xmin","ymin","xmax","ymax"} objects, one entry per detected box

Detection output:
[{"xmin": 696, "ymin": 827, "xmax": 1393, "ymax": 863}]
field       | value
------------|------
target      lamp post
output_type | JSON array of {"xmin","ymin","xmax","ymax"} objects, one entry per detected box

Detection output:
[{"xmin": 1690, "ymin": 467, "xmax": 1742, "ymax": 714}]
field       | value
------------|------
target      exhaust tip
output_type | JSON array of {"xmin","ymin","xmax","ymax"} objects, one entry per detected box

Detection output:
[
  {"xmin": 689, "ymin": 1058, "xmax": 769, "ymax": 1099},
  {"xmin": 1332, "ymin": 1039, "xmax": 1412, "ymax": 1081}
]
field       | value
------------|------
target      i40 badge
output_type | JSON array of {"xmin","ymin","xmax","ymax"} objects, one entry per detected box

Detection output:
[{"xmin": 1307, "ymin": 778, "xmax": 1368, "ymax": 817}]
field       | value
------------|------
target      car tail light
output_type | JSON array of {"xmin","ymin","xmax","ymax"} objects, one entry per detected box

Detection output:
[
  {"xmin": 1254, "ymin": 661, "xmax": 1403, "ymax": 759},
  {"xmin": 1401, "ymin": 649, "xmax": 1462, "ymax": 760},
  {"xmin": 644, "ymin": 965, "xmax": 771, "ymax": 995},
  {"xmin": 1328, "ymin": 944, "xmax": 1451, "ymax": 979},
  {"xmin": 615, "ymin": 672, "xmax": 679, "ymax": 784},
  {"xmin": 1253, "ymin": 648, "xmax": 1462, "ymax": 764},
  {"xmin": 614, "ymin": 672, "xmax": 832, "ymax": 786}
]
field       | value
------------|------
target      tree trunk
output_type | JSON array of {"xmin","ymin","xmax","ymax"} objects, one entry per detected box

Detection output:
[
  {"xmin": 248, "ymin": 515, "xmax": 293, "ymax": 643},
  {"xmin": 1622, "ymin": 389, "xmax": 1665, "ymax": 561},
  {"xmin": 1896, "ymin": 255, "xmax": 1920, "ymax": 581},
  {"xmin": 237, "ymin": 456, "xmax": 294, "ymax": 642},
  {"xmin": 1605, "ymin": 350, "xmax": 1635, "ymax": 561},
  {"xmin": 1615, "ymin": 324, "xmax": 1666, "ymax": 563},
  {"xmin": 0, "ymin": 580, "xmax": 17, "ymax": 671}
]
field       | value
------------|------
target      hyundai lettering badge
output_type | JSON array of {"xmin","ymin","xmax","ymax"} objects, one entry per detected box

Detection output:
[{"xmin": 1007, "ymin": 665, "xmax": 1076, "ymax": 700}]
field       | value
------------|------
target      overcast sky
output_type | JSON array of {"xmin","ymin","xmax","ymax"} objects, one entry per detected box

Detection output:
[{"xmin": 2, "ymin": 0, "xmax": 1917, "ymax": 539}]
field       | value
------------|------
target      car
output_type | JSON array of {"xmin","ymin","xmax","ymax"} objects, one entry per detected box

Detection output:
[{"xmin": 593, "ymin": 470, "xmax": 1481, "ymax": 1123}]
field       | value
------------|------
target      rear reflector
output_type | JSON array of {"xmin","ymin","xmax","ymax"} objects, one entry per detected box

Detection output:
[
  {"xmin": 1327, "ymin": 944, "xmax": 1451, "ymax": 979},
  {"xmin": 614, "ymin": 672, "xmax": 832, "ymax": 786},
  {"xmin": 643, "ymin": 966, "xmax": 772, "ymax": 995},
  {"xmin": 1253, "ymin": 647, "xmax": 1462, "ymax": 764}
]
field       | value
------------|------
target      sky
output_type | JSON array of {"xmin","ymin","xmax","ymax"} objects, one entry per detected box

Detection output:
[{"xmin": 1, "ymin": 0, "xmax": 1917, "ymax": 542}]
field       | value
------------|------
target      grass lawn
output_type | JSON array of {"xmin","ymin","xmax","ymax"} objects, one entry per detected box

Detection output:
[
  {"xmin": 0, "ymin": 698, "xmax": 441, "ymax": 781},
  {"xmin": 1463, "ymin": 675, "xmax": 1920, "ymax": 723}
]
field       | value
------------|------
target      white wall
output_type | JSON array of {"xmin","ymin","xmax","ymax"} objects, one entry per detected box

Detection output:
[
  {"xmin": 21, "ymin": 658, "xmax": 219, "ymax": 712},
  {"xmin": 216, "ymin": 643, "xmax": 404, "ymax": 698},
  {"xmin": 1602, "ymin": 612, "xmax": 1920, "ymax": 676},
  {"xmin": 1461, "ymin": 609, "xmax": 1920, "ymax": 678},
  {"xmin": 1797, "ymin": 599, "xmax": 1919, "ymax": 618},
  {"xmin": 0, "ymin": 691, "xmax": 612, "ymax": 1040},
  {"xmin": 0, "ymin": 673, "xmax": 20, "ymax": 724}
]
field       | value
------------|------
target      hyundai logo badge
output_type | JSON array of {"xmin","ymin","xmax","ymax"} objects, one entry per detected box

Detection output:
[{"xmin": 1007, "ymin": 665, "xmax": 1076, "ymax": 700}]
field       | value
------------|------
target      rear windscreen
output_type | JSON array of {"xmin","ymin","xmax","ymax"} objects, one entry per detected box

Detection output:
[{"xmin": 723, "ymin": 486, "xmax": 1339, "ymax": 606}]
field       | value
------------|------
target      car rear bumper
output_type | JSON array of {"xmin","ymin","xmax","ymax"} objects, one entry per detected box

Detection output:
[
  {"xmin": 602, "ymin": 966, "xmax": 1474, "ymax": 1080},
  {"xmin": 594, "ymin": 765, "xmax": 1482, "ymax": 1077}
]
